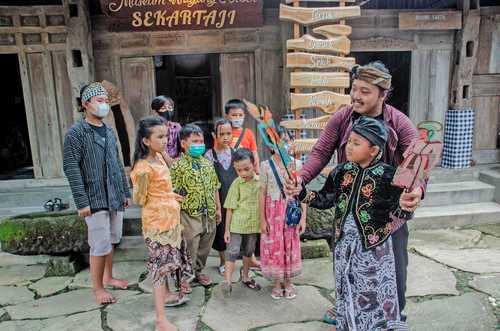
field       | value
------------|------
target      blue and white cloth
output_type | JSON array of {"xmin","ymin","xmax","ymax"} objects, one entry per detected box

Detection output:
[{"xmin": 442, "ymin": 109, "xmax": 474, "ymax": 168}]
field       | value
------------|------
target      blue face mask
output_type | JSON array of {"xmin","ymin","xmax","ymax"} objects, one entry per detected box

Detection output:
[{"xmin": 188, "ymin": 143, "xmax": 206, "ymax": 158}]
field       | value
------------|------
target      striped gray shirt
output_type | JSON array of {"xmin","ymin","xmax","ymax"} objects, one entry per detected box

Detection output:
[{"xmin": 63, "ymin": 119, "xmax": 131, "ymax": 211}]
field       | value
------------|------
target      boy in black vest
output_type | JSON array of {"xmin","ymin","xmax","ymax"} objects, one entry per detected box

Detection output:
[{"xmin": 299, "ymin": 116, "xmax": 412, "ymax": 331}]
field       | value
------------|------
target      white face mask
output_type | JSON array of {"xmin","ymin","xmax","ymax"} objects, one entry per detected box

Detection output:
[
  {"xmin": 90, "ymin": 102, "xmax": 110, "ymax": 118},
  {"xmin": 231, "ymin": 118, "xmax": 244, "ymax": 128}
]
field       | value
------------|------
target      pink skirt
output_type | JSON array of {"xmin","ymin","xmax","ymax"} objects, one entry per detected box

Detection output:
[{"xmin": 260, "ymin": 196, "xmax": 302, "ymax": 281}]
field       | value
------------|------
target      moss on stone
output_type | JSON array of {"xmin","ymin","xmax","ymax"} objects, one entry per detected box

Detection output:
[
  {"xmin": 302, "ymin": 206, "xmax": 335, "ymax": 242},
  {"xmin": 0, "ymin": 211, "xmax": 88, "ymax": 255}
]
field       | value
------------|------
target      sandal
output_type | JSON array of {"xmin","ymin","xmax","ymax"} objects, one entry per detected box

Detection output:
[
  {"xmin": 221, "ymin": 281, "xmax": 232, "ymax": 297},
  {"xmin": 44, "ymin": 200, "xmax": 54, "ymax": 212},
  {"xmin": 180, "ymin": 281, "xmax": 192, "ymax": 294},
  {"xmin": 323, "ymin": 306, "xmax": 337, "ymax": 325},
  {"xmin": 271, "ymin": 287, "xmax": 284, "ymax": 300},
  {"xmin": 164, "ymin": 294, "xmax": 190, "ymax": 307},
  {"xmin": 218, "ymin": 265, "xmax": 225, "ymax": 276},
  {"xmin": 284, "ymin": 284, "xmax": 297, "ymax": 299},
  {"xmin": 242, "ymin": 278, "xmax": 261, "ymax": 291},
  {"xmin": 194, "ymin": 273, "xmax": 212, "ymax": 286}
]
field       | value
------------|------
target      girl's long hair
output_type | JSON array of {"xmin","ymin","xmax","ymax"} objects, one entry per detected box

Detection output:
[{"xmin": 132, "ymin": 116, "xmax": 165, "ymax": 168}]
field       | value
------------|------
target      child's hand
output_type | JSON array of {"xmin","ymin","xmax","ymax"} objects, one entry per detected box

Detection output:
[
  {"xmin": 173, "ymin": 193, "xmax": 184, "ymax": 202},
  {"xmin": 216, "ymin": 209, "xmax": 222, "ymax": 225},
  {"xmin": 260, "ymin": 221, "xmax": 269, "ymax": 235},
  {"xmin": 224, "ymin": 231, "xmax": 231, "ymax": 244},
  {"xmin": 297, "ymin": 218, "xmax": 306, "ymax": 235}
]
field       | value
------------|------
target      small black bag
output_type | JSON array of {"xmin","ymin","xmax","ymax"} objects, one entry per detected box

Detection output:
[{"xmin": 269, "ymin": 159, "xmax": 302, "ymax": 227}]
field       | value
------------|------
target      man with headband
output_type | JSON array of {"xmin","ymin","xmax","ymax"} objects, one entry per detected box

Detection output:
[
  {"xmin": 285, "ymin": 61, "xmax": 422, "ymax": 324},
  {"xmin": 63, "ymin": 82, "xmax": 131, "ymax": 305}
]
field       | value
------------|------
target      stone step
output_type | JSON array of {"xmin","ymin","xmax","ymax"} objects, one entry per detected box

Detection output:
[
  {"xmin": 0, "ymin": 187, "xmax": 72, "ymax": 209},
  {"xmin": 412, "ymin": 202, "xmax": 500, "ymax": 230},
  {"xmin": 428, "ymin": 164, "xmax": 499, "ymax": 184},
  {"xmin": 423, "ymin": 181, "xmax": 495, "ymax": 207}
]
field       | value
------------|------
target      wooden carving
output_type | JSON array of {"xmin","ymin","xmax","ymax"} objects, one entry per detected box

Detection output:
[
  {"xmin": 287, "ymin": 34, "xmax": 350, "ymax": 55},
  {"xmin": 291, "ymin": 91, "xmax": 351, "ymax": 113},
  {"xmin": 280, "ymin": 4, "xmax": 361, "ymax": 25},
  {"xmin": 287, "ymin": 52, "xmax": 355, "ymax": 70},
  {"xmin": 290, "ymin": 72, "xmax": 350, "ymax": 88},
  {"xmin": 101, "ymin": 80, "xmax": 136, "ymax": 166},
  {"xmin": 281, "ymin": 115, "xmax": 330, "ymax": 130},
  {"xmin": 313, "ymin": 24, "xmax": 352, "ymax": 38}
]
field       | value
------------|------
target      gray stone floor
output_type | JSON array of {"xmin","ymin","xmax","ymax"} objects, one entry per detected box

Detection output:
[{"xmin": 1, "ymin": 224, "xmax": 499, "ymax": 331}]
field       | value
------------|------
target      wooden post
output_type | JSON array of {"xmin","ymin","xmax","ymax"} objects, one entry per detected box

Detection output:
[
  {"xmin": 449, "ymin": 5, "xmax": 481, "ymax": 110},
  {"xmin": 63, "ymin": 0, "xmax": 94, "ymax": 121},
  {"xmin": 292, "ymin": 0, "xmax": 301, "ymax": 143}
]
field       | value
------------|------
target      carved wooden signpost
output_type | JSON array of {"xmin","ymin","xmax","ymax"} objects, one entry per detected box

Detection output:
[
  {"xmin": 280, "ymin": 1, "xmax": 360, "ymax": 153},
  {"xmin": 99, "ymin": 0, "xmax": 264, "ymax": 31},
  {"xmin": 287, "ymin": 34, "xmax": 351, "ymax": 55},
  {"xmin": 280, "ymin": 4, "xmax": 360, "ymax": 25},
  {"xmin": 287, "ymin": 52, "xmax": 355, "ymax": 70},
  {"xmin": 291, "ymin": 91, "xmax": 352, "ymax": 113},
  {"xmin": 399, "ymin": 11, "xmax": 462, "ymax": 30}
]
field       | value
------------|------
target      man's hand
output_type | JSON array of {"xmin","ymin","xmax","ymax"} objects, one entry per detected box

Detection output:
[
  {"xmin": 124, "ymin": 198, "xmax": 131, "ymax": 209},
  {"xmin": 284, "ymin": 175, "xmax": 303, "ymax": 197},
  {"xmin": 260, "ymin": 221, "xmax": 269, "ymax": 235},
  {"xmin": 78, "ymin": 206, "xmax": 91, "ymax": 217},
  {"xmin": 400, "ymin": 187, "xmax": 422, "ymax": 212},
  {"xmin": 224, "ymin": 230, "xmax": 231, "ymax": 244}
]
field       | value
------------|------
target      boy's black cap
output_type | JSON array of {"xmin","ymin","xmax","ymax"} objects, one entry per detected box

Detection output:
[{"xmin": 352, "ymin": 116, "xmax": 388, "ymax": 150}]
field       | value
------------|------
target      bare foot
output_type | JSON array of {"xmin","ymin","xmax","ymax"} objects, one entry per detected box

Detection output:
[
  {"xmin": 93, "ymin": 289, "xmax": 116, "ymax": 305},
  {"xmin": 156, "ymin": 319, "xmax": 178, "ymax": 331},
  {"xmin": 103, "ymin": 277, "xmax": 128, "ymax": 289},
  {"xmin": 328, "ymin": 328, "xmax": 336, "ymax": 331}
]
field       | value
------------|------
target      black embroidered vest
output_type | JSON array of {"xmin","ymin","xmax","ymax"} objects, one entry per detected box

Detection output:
[{"xmin": 311, "ymin": 161, "xmax": 404, "ymax": 250}]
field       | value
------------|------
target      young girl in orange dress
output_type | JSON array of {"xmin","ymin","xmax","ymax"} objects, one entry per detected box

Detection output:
[{"xmin": 130, "ymin": 116, "xmax": 193, "ymax": 331}]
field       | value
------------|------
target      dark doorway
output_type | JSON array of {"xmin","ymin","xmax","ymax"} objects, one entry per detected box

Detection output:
[
  {"xmin": 351, "ymin": 51, "xmax": 411, "ymax": 115},
  {"xmin": 0, "ymin": 54, "xmax": 33, "ymax": 180},
  {"xmin": 155, "ymin": 54, "xmax": 220, "ymax": 149}
]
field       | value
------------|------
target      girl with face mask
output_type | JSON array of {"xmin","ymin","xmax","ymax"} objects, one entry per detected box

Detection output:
[{"xmin": 152, "ymin": 96, "xmax": 182, "ymax": 167}]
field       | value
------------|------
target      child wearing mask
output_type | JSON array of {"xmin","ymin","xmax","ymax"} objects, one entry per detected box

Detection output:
[
  {"xmin": 170, "ymin": 124, "xmax": 221, "ymax": 286},
  {"xmin": 152, "ymin": 95, "xmax": 181, "ymax": 167}
]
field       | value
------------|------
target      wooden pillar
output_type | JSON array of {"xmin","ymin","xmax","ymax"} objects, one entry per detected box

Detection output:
[
  {"xmin": 449, "ymin": 2, "xmax": 480, "ymax": 110},
  {"xmin": 63, "ymin": 0, "xmax": 94, "ymax": 120}
]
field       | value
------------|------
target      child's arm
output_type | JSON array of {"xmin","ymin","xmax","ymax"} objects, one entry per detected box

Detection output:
[
  {"xmin": 224, "ymin": 209, "xmax": 233, "ymax": 243},
  {"xmin": 215, "ymin": 190, "xmax": 222, "ymax": 225},
  {"xmin": 297, "ymin": 202, "xmax": 307, "ymax": 235},
  {"xmin": 253, "ymin": 151, "xmax": 260, "ymax": 174},
  {"xmin": 299, "ymin": 168, "xmax": 338, "ymax": 210},
  {"xmin": 389, "ymin": 186, "xmax": 414, "ymax": 233},
  {"xmin": 259, "ymin": 185, "xmax": 268, "ymax": 234}
]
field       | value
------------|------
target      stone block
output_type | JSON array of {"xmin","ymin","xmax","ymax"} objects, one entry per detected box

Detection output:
[{"xmin": 301, "ymin": 239, "xmax": 331, "ymax": 259}]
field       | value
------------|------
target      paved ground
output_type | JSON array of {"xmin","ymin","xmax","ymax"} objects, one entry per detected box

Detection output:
[{"xmin": 0, "ymin": 224, "xmax": 499, "ymax": 331}]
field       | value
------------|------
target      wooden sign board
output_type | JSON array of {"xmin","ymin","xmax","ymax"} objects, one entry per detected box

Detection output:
[
  {"xmin": 313, "ymin": 24, "xmax": 352, "ymax": 38},
  {"xmin": 287, "ymin": 52, "xmax": 355, "ymax": 70},
  {"xmin": 280, "ymin": 4, "xmax": 360, "ymax": 25},
  {"xmin": 291, "ymin": 91, "xmax": 351, "ymax": 113},
  {"xmin": 287, "ymin": 34, "xmax": 350, "ymax": 55},
  {"xmin": 290, "ymin": 72, "xmax": 350, "ymax": 88},
  {"xmin": 399, "ymin": 11, "xmax": 462, "ymax": 30},
  {"xmin": 281, "ymin": 115, "xmax": 330, "ymax": 130},
  {"xmin": 294, "ymin": 138, "xmax": 318, "ymax": 154},
  {"xmin": 99, "ymin": 0, "xmax": 263, "ymax": 31}
]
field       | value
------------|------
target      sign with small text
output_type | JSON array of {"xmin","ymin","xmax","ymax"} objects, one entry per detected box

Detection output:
[
  {"xmin": 399, "ymin": 11, "xmax": 462, "ymax": 30},
  {"xmin": 99, "ymin": 0, "xmax": 264, "ymax": 32}
]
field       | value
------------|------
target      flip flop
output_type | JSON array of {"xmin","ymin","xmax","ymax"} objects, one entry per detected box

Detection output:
[
  {"xmin": 194, "ymin": 273, "xmax": 212, "ymax": 286},
  {"xmin": 323, "ymin": 307, "xmax": 337, "ymax": 325},
  {"xmin": 44, "ymin": 200, "xmax": 54, "ymax": 212},
  {"xmin": 221, "ymin": 281, "xmax": 232, "ymax": 297},
  {"xmin": 242, "ymin": 278, "xmax": 261, "ymax": 291},
  {"xmin": 164, "ymin": 294, "xmax": 190, "ymax": 307},
  {"xmin": 271, "ymin": 288, "xmax": 284, "ymax": 300}
]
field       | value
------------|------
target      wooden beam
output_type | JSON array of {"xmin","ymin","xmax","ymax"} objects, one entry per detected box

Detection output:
[
  {"xmin": 287, "ymin": 52, "xmax": 355, "ymax": 70},
  {"xmin": 449, "ymin": 10, "xmax": 481, "ymax": 109},
  {"xmin": 313, "ymin": 24, "xmax": 352, "ymax": 38},
  {"xmin": 287, "ymin": 34, "xmax": 351, "ymax": 55},
  {"xmin": 279, "ymin": 4, "xmax": 360, "ymax": 25},
  {"xmin": 63, "ymin": 0, "xmax": 95, "ymax": 122},
  {"xmin": 291, "ymin": 91, "xmax": 351, "ymax": 113},
  {"xmin": 285, "ymin": 0, "xmax": 355, "ymax": 3},
  {"xmin": 290, "ymin": 72, "xmax": 350, "ymax": 88},
  {"xmin": 294, "ymin": 138, "xmax": 318, "ymax": 154}
]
